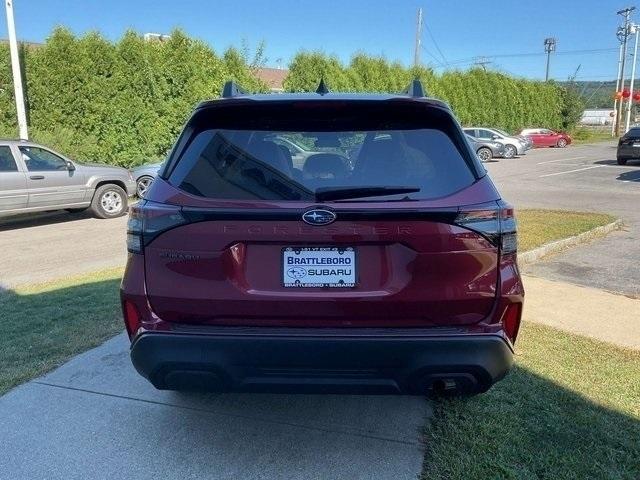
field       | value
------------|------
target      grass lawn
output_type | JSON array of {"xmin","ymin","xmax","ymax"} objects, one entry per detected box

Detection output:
[
  {"xmin": 517, "ymin": 209, "xmax": 616, "ymax": 252},
  {"xmin": 422, "ymin": 322, "xmax": 640, "ymax": 479},
  {"xmin": 0, "ymin": 267, "xmax": 123, "ymax": 395},
  {"xmin": 570, "ymin": 128, "xmax": 616, "ymax": 145}
]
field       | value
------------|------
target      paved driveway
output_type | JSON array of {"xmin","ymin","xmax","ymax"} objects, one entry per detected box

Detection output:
[
  {"xmin": 0, "ymin": 211, "xmax": 127, "ymax": 288},
  {"xmin": 0, "ymin": 333, "xmax": 428, "ymax": 480}
]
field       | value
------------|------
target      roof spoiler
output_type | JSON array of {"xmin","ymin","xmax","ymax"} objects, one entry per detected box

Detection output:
[
  {"xmin": 221, "ymin": 80, "xmax": 248, "ymax": 98},
  {"xmin": 403, "ymin": 79, "xmax": 426, "ymax": 98}
]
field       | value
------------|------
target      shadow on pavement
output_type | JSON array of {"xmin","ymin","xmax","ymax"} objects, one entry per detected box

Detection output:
[
  {"xmin": 617, "ymin": 169, "xmax": 640, "ymax": 182},
  {"xmin": 0, "ymin": 209, "xmax": 92, "ymax": 231}
]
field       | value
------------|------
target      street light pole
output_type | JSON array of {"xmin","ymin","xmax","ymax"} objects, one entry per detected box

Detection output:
[
  {"xmin": 4, "ymin": 0, "xmax": 28, "ymax": 139},
  {"xmin": 626, "ymin": 24, "xmax": 640, "ymax": 132}
]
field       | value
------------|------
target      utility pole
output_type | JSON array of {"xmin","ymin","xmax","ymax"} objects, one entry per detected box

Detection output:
[
  {"xmin": 613, "ymin": 36, "xmax": 624, "ymax": 136},
  {"xmin": 616, "ymin": 6, "xmax": 635, "ymax": 136},
  {"xmin": 626, "ymin": 23, "xmax": 640, "ymax": 132},
  {"xmin": 413, "ymin": 7, "xmax": 423, "ymax": 67},
  {"xmin": 544, "ymin": 37, "xmax": 556, "ymax": 81},
  {"xmin": 4, "ymin": 0, "xmax": 28, "ymax": 139},
  {"xmin": 473, "ymin": 56, "xmax": 492, "ymax": 72}
]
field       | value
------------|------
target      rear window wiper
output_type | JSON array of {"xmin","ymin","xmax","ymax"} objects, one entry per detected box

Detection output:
[{"xmin": 315, "ymin": 186, "xmax": 421, "ymax": 202}]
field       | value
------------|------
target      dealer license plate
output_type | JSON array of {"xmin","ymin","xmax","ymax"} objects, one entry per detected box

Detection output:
[{"xmin": 283, "ymin": 247, "xmax": 356, "ymax": 288}]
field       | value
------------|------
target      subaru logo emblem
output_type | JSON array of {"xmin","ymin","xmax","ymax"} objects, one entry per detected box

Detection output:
[{"xmin": 302, "ymin": 209, "xmax": 336, "ymax": 226}]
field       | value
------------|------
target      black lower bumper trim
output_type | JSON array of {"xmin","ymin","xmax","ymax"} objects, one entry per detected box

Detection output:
[{"xmin": 130, "ymin": 331, "xmax": 513, "ymax": 395}]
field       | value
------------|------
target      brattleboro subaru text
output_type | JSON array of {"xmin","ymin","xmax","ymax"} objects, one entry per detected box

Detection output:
[{"xmin": 120, "ymin": 80, "xmax": 524, "ymax": 395}]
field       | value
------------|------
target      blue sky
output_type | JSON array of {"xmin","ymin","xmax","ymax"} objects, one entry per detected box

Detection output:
[{"xmin": 0, "ymin": 0, "xmax": 628, "ymax": 81}]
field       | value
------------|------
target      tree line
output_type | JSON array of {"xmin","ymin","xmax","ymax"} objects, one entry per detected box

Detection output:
[{"xmin": 0, "ymin": 29, "xmax": 583, "ymax": 167}]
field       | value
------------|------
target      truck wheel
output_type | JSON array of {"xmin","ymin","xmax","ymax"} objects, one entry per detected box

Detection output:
[
  {"xmin": 91, "ymin": 184, "xmax": 128, "ymax": 219},
  {"xmin": 617, "ymin": 157, "xmax": 628, "ymax": 165}
]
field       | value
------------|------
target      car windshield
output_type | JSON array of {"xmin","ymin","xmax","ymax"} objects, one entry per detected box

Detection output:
[
  {"xmin": 495, "ymin": 129, "xmax": 511, "ymax": 137},
  {"xmin": 169, "ymin": 127, "xmax": 476, "ymax": 202}
]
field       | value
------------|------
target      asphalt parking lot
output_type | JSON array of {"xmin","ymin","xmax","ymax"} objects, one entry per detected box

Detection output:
[
  {"xmin": 484, "ymin": 141, "xmax": 640, "ymax": 296},
  {"xmin": 0, "ymin": 141, "xmax": 638, "ymax": 479}
]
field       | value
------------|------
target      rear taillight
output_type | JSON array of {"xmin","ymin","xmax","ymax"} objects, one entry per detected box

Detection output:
[
  {"xmin": 455, "ymin": 201, "xmax": 517, "ymax": 255},
  {"xmin": 127, "ymin": 201, "xmax": 186, "ymax": 254},
  {"xmin": 123, "ymin": 300, "xmax": 141, "ymax": 338},
  {"xmin": 501, "ymin": 303, "xmax": 522, "ymax": 343}
]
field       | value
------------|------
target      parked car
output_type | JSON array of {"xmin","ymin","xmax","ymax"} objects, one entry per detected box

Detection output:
[
  {"xmin": 616, "ymin": 126, "xmax": 640, "ymax": 165},
  {"xmin": 465, "ymin": 134, "xmax": 505, "ymax": 162},
  {"xmin": 463, "ymin": 128, "xmax": 529, "ymax": 158},
  {"xmin": 131, "ymin": 162, "xmax": 163, "ymax": 197},
  {"xmin": 121, "ymin": 80, "xmax": 523, "ymax": 396},
  {"xmin": 520, "ymin": 128, "xmax": 571, "ymax": 148},
  {"xmin": 0, "ymin": 140, "xmax": 135, "ymax": 219}
]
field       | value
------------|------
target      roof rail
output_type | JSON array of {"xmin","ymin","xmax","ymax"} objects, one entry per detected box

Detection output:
[
  {"xmin": 316, "ymin": 78, "xmax": 330, "ymax": 95},
  {"xmin": 403, "ymin": 79, "xmax": 426, "ymax": 98},
  {"xmin": 221, "ymin": 80, "xmax": 248, "ymax": 98}
]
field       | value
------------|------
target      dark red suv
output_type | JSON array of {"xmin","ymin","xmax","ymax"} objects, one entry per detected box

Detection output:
[{"xmin": 121, "ymin": 80, "xmax": 524, "ymax": 395}]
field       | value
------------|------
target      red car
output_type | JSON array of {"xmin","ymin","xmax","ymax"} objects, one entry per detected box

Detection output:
[
  {"xmin": 520, "ymin": 128, "xmax": 571, "ymax": 148},
  {"xmin": 121, "ymin": 80, "xmax": 524, "ymax": 395}
]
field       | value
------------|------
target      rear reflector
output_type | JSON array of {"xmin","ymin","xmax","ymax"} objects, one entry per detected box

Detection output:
[
  {"xmin": 502, "ymin": 303, "xmax": 522, "ymax": 343},
  {"xmin": 123, "ymin": 300, "xmax": 142, "ymax": 338}
]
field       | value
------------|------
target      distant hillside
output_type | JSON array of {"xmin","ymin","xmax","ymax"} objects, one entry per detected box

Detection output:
[{"xmin": 562, "ymin": 80, "xmax": 617, "ymax": 109}]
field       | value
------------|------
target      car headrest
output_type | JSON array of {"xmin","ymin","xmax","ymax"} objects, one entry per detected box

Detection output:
[
  {"xmin": 245, "ymin": 140, "xmax": 292, "ymax": 176},
  {"xmin": 303, "ymin": 153, "xmax": 349, "ymax": 179}
]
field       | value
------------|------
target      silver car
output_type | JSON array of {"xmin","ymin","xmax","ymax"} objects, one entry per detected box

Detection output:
[
  {"xmin": 131, "ymin": 162, "xmax": 163, "ymax": 197},
  {"xmin": 463, "ymin": 128, "xmax": 529, "ymax": 158},
  {"xmin": 465, "ymin": 134, "xmax": 505, "ymax": 162},
  {"xmin": 0, "ymin": 139, "xmax": 135, "ymax": 219}
]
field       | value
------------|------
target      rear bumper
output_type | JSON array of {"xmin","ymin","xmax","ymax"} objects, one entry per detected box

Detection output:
[
  {"xmin": 130, "ymin": 329, "xmax": 514, "ymax": 395},
  {"xmin": 617, "ymin": 146, "xmax": 639, "ymax": 158}
]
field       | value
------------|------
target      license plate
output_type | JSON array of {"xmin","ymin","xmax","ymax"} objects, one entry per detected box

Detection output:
[{"xmin": 283, "ymin": 247, "xmax": 356, "ymax": 288}]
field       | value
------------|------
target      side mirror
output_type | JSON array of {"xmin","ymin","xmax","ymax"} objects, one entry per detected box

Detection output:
[
  {"xmin": 491, "ymin": 134, "xmax": 500, "ymax": 140},
  {"xmin": 66, "ymin": 160, "xmax": 76, "ymax": 171}
]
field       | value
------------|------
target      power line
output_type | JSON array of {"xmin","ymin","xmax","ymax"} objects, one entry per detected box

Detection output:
[
  {"xmin": 423, "ymin": 21, "xmax": 448, "ymax": 65},
  {"xmin": 434, "ymin": 47, "xmax": 619, "ymax": 69},
  {"xmin": 420, "ymin": 44, "xmax": 445, "ymax": 67}
]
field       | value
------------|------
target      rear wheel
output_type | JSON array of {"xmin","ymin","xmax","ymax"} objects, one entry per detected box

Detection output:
[
  {"xmin": 617, "ymin": 157, "xmax": 628, "ymax": 165},
  {"xmin": 476, "ymin": 147, "xmax": 492, "ymax": 162},
  {"xmin": 557, "ymin": 138, "xmax": 568, "ymax": 148},
  {"xmin": 91, "ymin": 184, "xmax": 127, "ymax": 219},
  {"xmin": 136, "ymin": 175, "xmax": 154, "ymax": 198},
  {"xmin": 503, "ymin": 144, "xmax": 516, "ymax": 158}
]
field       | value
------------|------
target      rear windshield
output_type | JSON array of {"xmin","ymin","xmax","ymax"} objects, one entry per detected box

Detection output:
[{"xmin": 167, "ymin": 103, "xmax": 477, "ymax": 202}]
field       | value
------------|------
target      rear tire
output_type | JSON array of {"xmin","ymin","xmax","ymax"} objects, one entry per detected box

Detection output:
[
  {"xmin": 136, "ymin": 175, "xmax": 154, "ymax": 198},
  {"xmin": 476, "ymin": 147, "xmax": 492, "ymax": 162},
  {"xmin": 617, "ymin": 157, "xmax": 628, "ymax": 165},
  {"xmin": 557, "ymin": 138, "xmax": 568, "ymax": 148},
  {"xmin": 90, "ymin": 184, "xmax": 128, "ymax": 219},
  {"xmin": 503, "ymin": 144, "xmax": 516, "ymax": 159}
]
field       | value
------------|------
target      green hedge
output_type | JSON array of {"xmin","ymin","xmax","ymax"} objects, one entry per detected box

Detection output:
[
  {"xmin": 0, "ymin": 28, "xmax": 266, "ymax": 167},
  {"xmin": 284, "ymin": 52, "xmax": 581, "ymax": 133},
  {"xmin": 0, "ymin": 33, "xmax": 583, "ymax": 167}
]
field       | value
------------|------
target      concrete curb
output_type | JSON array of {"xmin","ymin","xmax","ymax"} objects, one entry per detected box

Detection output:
[{"xmin": 519, "ymin": 219, "xmax": 624, "ymax": 266}]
